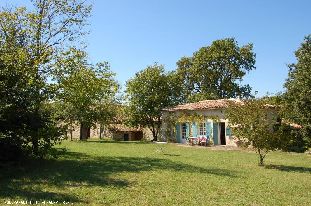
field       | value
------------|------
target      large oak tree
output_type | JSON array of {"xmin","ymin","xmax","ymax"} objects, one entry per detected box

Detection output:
[{"xmin": 176, "ymin": 38, "xmax": 256, "ymax": 102}]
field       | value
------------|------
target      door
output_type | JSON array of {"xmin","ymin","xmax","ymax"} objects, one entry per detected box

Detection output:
[
  {"xmin": 80, "ymin": 124, "xmax": 90, "ymax": 140},
  {"xmin": 124, "ymin": 133, "xmax": 129, "ymax": 141},
  {"xmin": 220, "ymin": 122, "xmax": 226, "ymax": 145}
]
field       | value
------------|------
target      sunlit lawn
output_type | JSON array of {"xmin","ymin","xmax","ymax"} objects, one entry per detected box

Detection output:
[{"xmin": 0, "ymin": 140, "xmax": 310, "ymax": 205}]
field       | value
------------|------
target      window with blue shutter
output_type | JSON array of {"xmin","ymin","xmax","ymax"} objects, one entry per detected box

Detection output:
[
  {"xmin": 199, "ymin": 122, "xmax": 206, "ymax": 136},
  {"xmin": 226, "ymin": 127, "xmax": 232, "ymax": 138},
  {"xmin": 206, "ymin": 121, "xmax": 212, "ymax": 138},
  {"xmin": 186, "ymin": 123, "xmax": 190, "ymax": 139},
  {"xmin": 176, "ymin": 124, "xmax": 181, "ymax": 143},
  {"xmin": 192, "ymin": 122, "xmax": 197, "ymax": 137},
  {"xmin": 181, "ymin": 123, "xmax": 187, "ymax": 139}
]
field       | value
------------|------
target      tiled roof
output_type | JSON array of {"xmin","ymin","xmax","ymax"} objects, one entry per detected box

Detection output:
[{"xmin": 164, "ymin": 99, "xmax": 243, "ymax": 111}]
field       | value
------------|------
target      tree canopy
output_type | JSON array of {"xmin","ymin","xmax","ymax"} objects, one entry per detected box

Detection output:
[
  {"xmin": 126, "ymin": 63, "xmax": 179, "ymax": 141},
  {"xmin": 175, "ymin": 38, "xmax": 256, "ymax": 102},
  {"xmin": 284, "ymin": 34, "xmax": 311, "ymax": 146},
  {"xmin": 55, "ymin": 49, "xmax": 119, "ymax": 140},
  {"xmin": 0, "ymin": 0, "xmax": 91, "ymax": 158},
  {"xmin": 225, "ymin": 99, "xmax": 280, "ymax": 165}
]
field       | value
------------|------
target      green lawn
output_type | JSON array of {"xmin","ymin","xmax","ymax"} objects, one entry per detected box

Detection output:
[{"xmin": 1, "ymin": 141, "xmax": 310, "ymax": 206}]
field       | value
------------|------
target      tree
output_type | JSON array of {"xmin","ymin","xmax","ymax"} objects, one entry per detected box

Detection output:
[
  {"xmin": 55, "ymin": 49, "xmax": 119, "ymax": 140},
  {"xmin": 126, "ymin": 63, "xmax": 178, "ymax": 141},
  {"xmin": 263, "ymin": 94, "xmax": 308, "ymax": 153},
  {"xmin": 225, "ymin": 99, "xmax": 280, "ymax": 166},
  {"xmin": 176, "ymin": 38, "xmax": 256, "ymax": 102},
  {"xmin": 0, "ymin": 21, "xmax": 62, "ymax": 159},
  {"xmin": 284, "ymin": 34, "xmax": 311, "ymax": 147},
  {"xmin": 0, "ymin": 0, "xmax": 91, "ymax": 157}
]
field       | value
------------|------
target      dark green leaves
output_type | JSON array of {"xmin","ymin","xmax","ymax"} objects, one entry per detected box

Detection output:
[
  {"xmin": 284, "ymin": 34, "xmax": 311, "ymax": 145},
  {"xmin": 176, "ymin": 38, "xmax": 256, "ymax": 102},
  {"xmin": 126, "ymin": 63, "xmax": 178, "ymax": 141}
]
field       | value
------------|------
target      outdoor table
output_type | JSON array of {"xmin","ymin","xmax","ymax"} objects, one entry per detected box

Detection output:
[{"xmin": 188, "ymin": 137, "xmax": 198, "ymax": 146}]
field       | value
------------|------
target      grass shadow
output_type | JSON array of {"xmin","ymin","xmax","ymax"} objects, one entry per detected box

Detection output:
[
  {"xmin": 265, "ymin": 164, "xmax": 311, "ymax": 173},
  {"xmin": 79, "ymin": 140, "xmax": 151, "ymax": 144},
  {"xmin": 163, "ymin": 153, "xmax": 181, "ymax": 157},
  {"xmin": 0, "ymin": 149, "xmax": 238, "ymax": 203}
]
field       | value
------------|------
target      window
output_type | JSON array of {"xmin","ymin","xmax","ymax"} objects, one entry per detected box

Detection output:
[
  {"xmin": 199, "ymin": 123, "xmax": 206, "ymax": 136},
  {"xmin": 181, "ymin": 123, "xmax": 187, "ymax": 139}
]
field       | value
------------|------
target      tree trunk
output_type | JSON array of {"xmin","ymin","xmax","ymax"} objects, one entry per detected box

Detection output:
[
  {"xmin": 32, "ymin": 108, "xmax": 40, "ymax": 157},
  {"xmin": 80, "ymin": 123, "xmax": 90, "ymax": 140},
  {"xmin": 32, "ymin": 137, "xmax": 39, "ymax": 156},
  {"xmin": 258, "ymin": 148, "xmax": 266, "ymax": 166},
  {"xmin": 259, "ymin": 154, "xmax": 264, "ymax": 166},
  {"xmin": 151, "ymin": 129, "xmax": 158, "ymax": 142},
  {"xmin": 99, "ymin": 124, "xmax": 102, "ymax": 139},
  {"xmin": 69, "ymin": 121, "xmax": 73, "ymax": 141}
]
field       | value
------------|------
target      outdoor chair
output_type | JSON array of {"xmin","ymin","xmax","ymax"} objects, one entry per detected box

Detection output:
[
  {"xmin": 199, "ymin": 137, "xmax": 208, "ymax": 146},
  {"xmin": 188, "ymin": 137, "xmax": 198, "ymax": 146}
]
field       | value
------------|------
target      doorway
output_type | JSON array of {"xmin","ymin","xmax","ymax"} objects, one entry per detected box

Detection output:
[
  {"xmin": 80, "ymin": 125, "xmax": 90, "ymax": 140},
  {"xmin": 219, "ymin": 122, "xmax": 226, "ymax": 145},
  {"xmin": 124, "ymin": 133, "xmax": 129, "ymax": 141}
]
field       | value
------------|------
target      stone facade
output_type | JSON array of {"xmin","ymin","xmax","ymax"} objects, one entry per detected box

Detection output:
[
  {"xmin": 66, "ymin": 123, "xmax": 153, "ymax": 141},
  {"xmin": 161, "ymin": 99, "xmax": 241, "ymax": 146}
]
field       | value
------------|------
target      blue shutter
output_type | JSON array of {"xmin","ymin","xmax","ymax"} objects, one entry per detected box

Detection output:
[
  {"xmin": 206, "ymin": 121, "xmax": 212, "ymax": 138},
  {"xmin": 213, "ymin": 122, "xmax": 219, "ymax": 145},
  {"xmin": 176, "ymin": 124, "xmax": 181, "ymax": 143},
  {"xmin": 186, "ymin": 123, "xmax": 190, "ymax": 139},
  {"xmin": 226, "ymin": 127, "xmax": 232, "ymax": 138},
  {"xmin": 192, "ymin": 122, "xmax": 197, "ymax": 137}
]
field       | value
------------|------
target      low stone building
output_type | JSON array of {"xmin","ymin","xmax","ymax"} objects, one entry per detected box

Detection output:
[
  {"xmin": 105, "ymin": 124, "xmax": 144, "ymax": 141},
  {"xmin": 162, "ymin": 99, "xmax": 241, "ymax": 146},
  {"xmin": 67, "ymin": 123, "xmax": 152, "ymax": 141}
]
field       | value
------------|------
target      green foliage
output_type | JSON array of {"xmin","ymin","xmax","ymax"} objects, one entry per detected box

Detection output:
[
  {"xmin": 284, "ymin": 34, "xmax": 311, "ymax": 146},
  {"xmin": 278, "ymin": 124, "xmax": 308, "ymax": 153},
  {"xmin": 0, "ymin": 51, "xmax": 62, "ymax": 158},
  {"xmin": 0, "ymin": 17, "xmax": 61, "ymax": 159},
  {"xmin": 55, "ymin": 49, "xmax": 119, "ymax": 140},
  {"xmin": 0, "ymin": 0, "xmax": 91, "ymax": 158},
  {"xmin": 175, "ymin": 38, "xmax": 256, "ymax": 102},
  {"xmin": 126, "ymin": 63, "xmax": 178, "ymax": 141},
  {"xmin": 225, "ymin": 99, "xmax": 280, "ymax": 165},
  {"xmin": 259, "ymin": 95, "xmax": 308, "ymax": 152}
]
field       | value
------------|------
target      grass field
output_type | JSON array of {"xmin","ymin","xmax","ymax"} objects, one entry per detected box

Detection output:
[{"xmin": 0, "ymin": 140, "xmax": 310, "ymax": 206}]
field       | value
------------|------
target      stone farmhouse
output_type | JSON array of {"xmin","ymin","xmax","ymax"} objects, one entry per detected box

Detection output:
[{"xmin": 162, "ymin": 99, "xmax": 242, "ymax": 146}]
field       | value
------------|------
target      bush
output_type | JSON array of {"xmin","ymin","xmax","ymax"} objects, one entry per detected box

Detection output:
[
  {"xmin": 0, "ymin": 138, "xmax": 24, "ymax": 161},
  {"xmin": 279, "ymin": 124, "xmax": 308, "ymax": 153}
]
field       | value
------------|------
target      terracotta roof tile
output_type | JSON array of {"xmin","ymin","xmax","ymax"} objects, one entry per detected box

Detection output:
[{"xmin": 164, "ymin": 99, "xmax": 243, "ymax": 111}]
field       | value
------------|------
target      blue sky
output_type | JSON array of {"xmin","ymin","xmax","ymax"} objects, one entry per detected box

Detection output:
[{"xmin": 2, "ymin": 0, "xmax": 311, "ymax": 96}]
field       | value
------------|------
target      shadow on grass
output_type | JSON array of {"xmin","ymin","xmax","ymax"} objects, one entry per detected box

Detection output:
[
  {"xmin": 0, "ymin": 149, "xmax": 238, "ymax": 204},
  {"xmin": 265, "ymin": 164, "xmax": 311, "ymax": 173},
  {"xmin": 163, "ymin": 153, "xmax": 181, "ymax": 157},
  {"xmin": 79, "ymin": 140, "xmax": 151, "ymax": 144}
]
